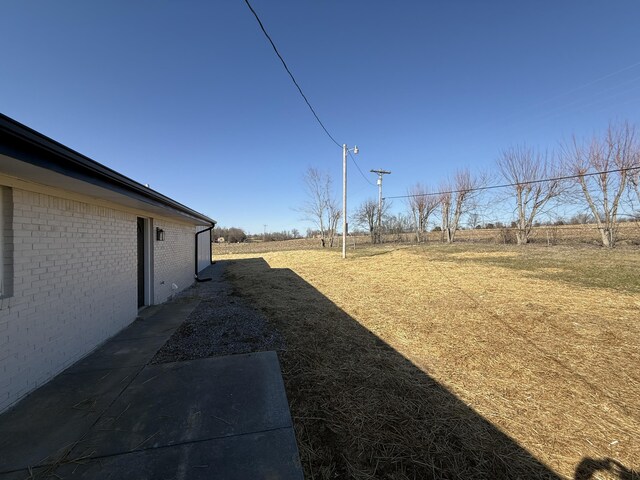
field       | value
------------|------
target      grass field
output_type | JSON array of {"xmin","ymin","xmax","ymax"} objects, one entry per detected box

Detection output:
[{"xmin": 219, "ymin": 243, "xmax": 639, "ymax": 479}]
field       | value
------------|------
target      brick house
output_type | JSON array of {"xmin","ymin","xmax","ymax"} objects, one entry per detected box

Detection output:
[{"xmin": 0, "ymin": 114, "xmax": 215, "ymax": 413}]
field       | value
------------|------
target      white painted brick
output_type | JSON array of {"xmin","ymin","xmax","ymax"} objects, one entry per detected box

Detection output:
[
  {"xmin": 152, "ymin": 220, "xmax": 196, "ymax": 304},
  {"xmin": 0, "ymin": 189, "xmax": 137, "ymax": 412},
  {"xmin": 0, "ymin": 187, "xmax": 202, "ymax": 413}
]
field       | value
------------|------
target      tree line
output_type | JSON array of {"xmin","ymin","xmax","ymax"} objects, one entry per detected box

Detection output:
[
  {"xmin": 213, "ymin": 227, "xmax": 304, "ymax": 243},
  {"xmin": 302, "ymin": 121, "xmax": 640, "ymax": 248}
]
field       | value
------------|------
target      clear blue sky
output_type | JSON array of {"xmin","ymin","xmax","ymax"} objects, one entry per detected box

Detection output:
[{"xmin": 2, "ymin": 1, "xmax": 640, "ymax": 233}]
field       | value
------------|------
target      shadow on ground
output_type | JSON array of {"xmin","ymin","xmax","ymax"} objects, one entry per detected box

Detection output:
[
  {"xmin": 575, "ymin": 458, "xmax": 639, "ymax": 480},
  {"xmin": 222, "ymin": 257, "xmax": 637, "ymax": 480}
]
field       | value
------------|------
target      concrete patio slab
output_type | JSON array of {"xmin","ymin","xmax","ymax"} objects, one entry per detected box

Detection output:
[
  {"xmin": 62, "ymin": 335, "xmax": 170, "ymax": 373},
  {"xmin": 111, "ymin": 300, "xmax": 200, "ymax": 341},
  {"xmin": 69, "ymin": 352, "xmax": 294, "ymax": 459},
  {"xmin": 7, "ymin": 429, "xmax": 301, "ymax": 480},
  {"xmin": 0, "ymin": 366, "xmax": 138, "ymax": 472},
  {"xmin": 0, "ymin": 352, "xmax": 302, "ymax": 480}
]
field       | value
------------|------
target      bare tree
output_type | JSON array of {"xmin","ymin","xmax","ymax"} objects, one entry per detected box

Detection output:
[
  {"xmin": 406, "ymin": 183, "xmax": 439, "ymax": 243},
  {"xmin": 353, "ymin": 198, "xmax": 390, "ymax": 244},
  {"xmin": 327, "ymin": 202, "xmax": 341, "ymax": 247},
  {"xmin": 384, "ymin": 213, "xmax": 412, "ymax": 242},
  {"xmin": 497, "ymin": 145, "xmax": 563, "ymax": 245},
  {"xmin": 440, "ymin": 169, "xmax": 480, "ymax": 243},
  {"xmin": 353, "ymin": 199, "xmax": 377, "ymax": 243},
  {"xmin": 299, "ymin": 167, "xmax": 340, "ymax": 247},
  {"xmin": 569, "ymin": 212, "xmax": 594, "ymax": 225},
  {"xmin": 627, "ymin": 151, "xmax": 640, "ymax": 223},
  {"xmin": 439, "ymin": 185, "xmax": 452, "ymax": 243},
  {"xmin": 630, "ymin": 156, "xmax": 640, "ymax": 208},
  {"xmin": 467, "ymin": 212, "xmax": 481, "ymax": 229},
  {"xmin": 562, "ymin": 122, "xmax": 638, "ymax": 247}
]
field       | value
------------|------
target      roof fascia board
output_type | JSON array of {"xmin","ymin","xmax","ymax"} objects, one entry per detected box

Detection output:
[{"xmin": 0, "ymin": 114, "xmax": 215, "ymax": 225}]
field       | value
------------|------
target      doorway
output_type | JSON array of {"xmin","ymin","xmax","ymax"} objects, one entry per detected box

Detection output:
[{"xmin": 137, "ymin": 217, "xmax": 145, "ymax": 308}]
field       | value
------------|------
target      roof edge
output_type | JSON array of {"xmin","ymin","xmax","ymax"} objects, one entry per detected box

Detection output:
[{"xmin": 0, "ymin": 113, "xmax": 216, "ymax": 225}]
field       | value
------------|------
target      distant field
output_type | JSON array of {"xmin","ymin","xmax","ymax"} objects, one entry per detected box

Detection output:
[
  {"xmin": 214, "ymin": 237, "xmax": 324, "ymax": 255},
  {"xmin": 213, "ymin": 222, "xmax": 640, "ymax": 256},
  {"xmin": 220, "ymin": 243, "xmax": 639, "ymax": 479}
]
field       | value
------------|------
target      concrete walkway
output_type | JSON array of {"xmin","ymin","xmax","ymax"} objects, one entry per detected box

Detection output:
[{"xmin": 0, "ymin": 269, "xmax": 303, "ymax": 479}]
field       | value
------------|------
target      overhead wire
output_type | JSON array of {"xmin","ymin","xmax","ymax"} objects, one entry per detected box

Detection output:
[
  {"xmin": 385, "ymin": 166, "xmax": 640, "ymax": 200},
  {"xmin": 242, "ymin": 0, "xmax": 342, "ymax": 148},
  {"xmin": 533, "ymin": 59, "xmax": 640, "ymax": 107},
  {"xmin": 242, "ymin": 0, "xmax": 375, "ymax": 189},
  {"xmin": 464, "ymin": 59, "xmax": 640, "ymax": 138},
  {"xmin": 242, "ymin": 0, "xmax": 640, "ymax": 195},
  {"xmin": 527, "ymin": 73, "xmax": 640, "ymax": 125},
  {"xmin": 349, "ymin": 151, "xmax": 375, "ymax": 186}
]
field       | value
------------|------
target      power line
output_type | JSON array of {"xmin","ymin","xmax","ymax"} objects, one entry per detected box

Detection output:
[
  {"xmin": 349, "ymin": 151, "xmax": 375, "ymax": 186},
  {"xmin": 528, "ymin": 73, "xmax": 640, "ymax": 125},
  {"xmin": 243, "ymin": 0, "xmax": 375, "ymax": 191},
  {"xmin": 242, "ymin": 0, "xmax": 342, "ymax": 148},
  {"xmin": 385, "ymin": 166, "xmax": 640, "ymax": 200},
  {"xmin": 536, "ymin": 59, "xmax": 640, "ymax": 107},
  {"xmin": 465, "ymin": 224, "xmax": 638, "ymax": 231},
  {"xmin": 464, "ymin": 60, "xmax": 640, "ymax": 138}
]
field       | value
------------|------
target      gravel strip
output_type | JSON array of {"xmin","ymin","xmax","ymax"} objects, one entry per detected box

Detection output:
[{"xmin": 151, "ymin": 262, "xmax": 284, "ymax": 364}]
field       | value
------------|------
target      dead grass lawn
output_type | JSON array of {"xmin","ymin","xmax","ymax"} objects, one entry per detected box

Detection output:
[{"xmin": 221, "ymin": 244, "xmax": 639, "ymax": 479}]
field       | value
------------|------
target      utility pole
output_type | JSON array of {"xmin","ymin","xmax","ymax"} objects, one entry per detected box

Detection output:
[
  {"xmin": 342, "ymin": 145, "xmax": 347, "ymax": 259},
  {"xmin": 342, "ymin": 144, "xmax": 359, "ymax": 259},
  {"xmin": 370, "ymin": 169, "xmax": 391, "ymax": 243}
]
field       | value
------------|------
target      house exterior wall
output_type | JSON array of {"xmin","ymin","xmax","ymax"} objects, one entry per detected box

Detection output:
[
  {"xmin": 152, "ymin": 220, "xmax": 196, "ymax": 304},
  {"xmin": 196, "ymin": 226, "xmax": 211, "ymax": 273},
  {"xmin": 0, "ymin": 186, "xmax": 199, "ymax": 413},
  {"xmin": 0, "ymin": 188, "xmax": 137, "ymax": 412}
]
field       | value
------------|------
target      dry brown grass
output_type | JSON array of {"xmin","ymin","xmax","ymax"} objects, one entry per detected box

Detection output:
[
  {"xmin": 220, "ymin": 243, "xmax": 640, "ymax": 479},
  {"xmin": 214, "ymin": 237, "xmax": 325, "ymax": 255}
]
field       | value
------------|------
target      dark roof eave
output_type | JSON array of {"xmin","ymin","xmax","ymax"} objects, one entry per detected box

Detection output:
[{"xmin": 0, "ymin": 113, "xmax": 215, "ymax": 226}]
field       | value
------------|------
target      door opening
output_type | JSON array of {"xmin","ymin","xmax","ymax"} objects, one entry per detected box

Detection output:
[{"xmin": 137, "ymin": 217, "xmax": 145, "ymax": 308}]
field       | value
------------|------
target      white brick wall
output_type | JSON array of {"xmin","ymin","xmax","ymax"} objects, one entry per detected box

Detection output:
[
  {"xmin": 0, "ymin": 187, "xmax": 199, "ymax": 413},
  {"xmin": 0, "ymin": 188, "xmax": 137, "ymax": 412},
  {"xmin": 153, "ymin": 220, "xmax": 196, "ymax": 304}
]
